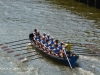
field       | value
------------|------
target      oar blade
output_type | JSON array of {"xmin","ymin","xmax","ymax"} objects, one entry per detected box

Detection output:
[
  {"xmin": 7, "ymin": 50, "xmax": 14, "ymax": 53},
  {"xmin": 1, "ymin": 46, "xmax": 8, "ymax": 49},
  {"xmin": 14, "ymin": 54, "xmax": 21, "ymax": 57},
  {"xmin": 3, "ymin": 48, "xmax": 10, "ymax": 51},
  {"xmin": 18, "ymin": 57, "xmax": 25, "ymax": 60},
  {"xmin": 0, "ymin": 44, "xmax": 3, "ymax": 46}
]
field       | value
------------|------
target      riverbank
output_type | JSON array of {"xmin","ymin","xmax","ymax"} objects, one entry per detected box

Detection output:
[{"xmin": 75, "ymin": 0, "xmax": 100, "ymax": 9}]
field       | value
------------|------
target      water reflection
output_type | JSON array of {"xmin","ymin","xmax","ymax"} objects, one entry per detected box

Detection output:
[{"xmin": 46, "ymin": 0, "xmax": 100, "ymax": 23}]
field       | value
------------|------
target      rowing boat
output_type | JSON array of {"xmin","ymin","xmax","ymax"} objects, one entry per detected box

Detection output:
[{"xmin": 29, "ymin": 33, "xmax": 79, "ymax": 68}]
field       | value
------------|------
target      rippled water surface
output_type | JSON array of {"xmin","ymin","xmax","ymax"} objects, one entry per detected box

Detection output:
[{"xmin": 0, "ymin": 0, "xmax": 100, "ymax": 75}]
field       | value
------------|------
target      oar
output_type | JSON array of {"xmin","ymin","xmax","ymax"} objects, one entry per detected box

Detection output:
[
  {"xmin": 10, "ymin": 45, "xmax": 27, "ymax": 50},
  {"xmin": 22, "ymin": 57, "xmax": 42, "ymax": 63},
  {"xmin": 8, "ymin": 42, "xmax": 30, "ymax": 47},
  {"xmin": 76, "ymin": 53, "xmax": 100, "ymax": 56},
  {"xmin": 18, "ymin": 53, "xmax": 40, "ymax": 60},
  {"xmin": 14, "ymin": 50, "xmax": 36, "ymax": 57},
  {"xmin": 71, "ymin": 48, "xmax": 88, "ymax": 50},
  {"xmin": 1, "ymin": 46, "xmax": 8, "ymax": 49},
  {"xmin": 63, "ymin": 49, "xmax": 72, "ymax": 69},
  {"xmin": 7, "ymin": 47, "xmax": 33, "ymax": 53},
  {"xmin": 64, "ymin": 42, "xmax": 95, "ymax": 48},
  {"xmin": 0, "ymin": 38, "xmax": 29, "ymax": 46},
  {"xmin": 2, "ymin": 45, "xmax": 27, "ymax": 52},
  {"xmin": 1, "ymin": 42, "xmax": 30, "ymax": 49}
]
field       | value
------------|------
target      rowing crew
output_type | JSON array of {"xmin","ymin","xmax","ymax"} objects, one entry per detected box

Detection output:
[{"xmin": 29, "ymin": 29, "xmax": 72, "ymax": 57}]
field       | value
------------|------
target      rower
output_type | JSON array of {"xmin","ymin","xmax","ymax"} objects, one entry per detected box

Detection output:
[
  {"xmin": 65, "ymin": 41, "xmax": 71, "ymax": 56},
  {"xmin": 46, "ymin": 34, "xmax": 50, "ymax": 41},
  {"xmin": 33, "ymin": 28, "xmax": 38, "ymax": 36},
  {"xmin": 42, "ymin": 32, "xmax": 46, "ymax": 39},
  {"xmin": 54, "ymin": 39, "xmax": 59, "ymax": 47},
  {"xmin": 59, "ymin": 42, "xmax": 63, "ymax": 50},
  {"xmin": 50, "ymin": 37, "xmax": 54, "ymax": 44},
  {"xmin": 58, "ymin": 42, "xmax": 64, "ymax": 57},
  {"xmin": 44, "ymin": 40, "xmax": 50, "ymax": 52},
  {"xmin": 43, "ymin": 40, "xmax": 50, "ymax": 50},
  {"xmin": 40, "ymin": 37, "xmax": 46, "ymax": 50},
  {"xmin": 53, "ymin": 45, "xmax": 59, "ymax": 57},
  {"xmin": 36, "ymin": 35, "xmax": 42, "ymax": 47}
]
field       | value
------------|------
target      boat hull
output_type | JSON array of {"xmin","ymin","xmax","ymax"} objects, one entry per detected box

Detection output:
[{"xmin": 32, "ymin": 44, "xmax": 79, "ymax": 68}]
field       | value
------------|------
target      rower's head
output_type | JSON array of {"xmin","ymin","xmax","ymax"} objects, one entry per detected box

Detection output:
[
  {"xmin": 46, "ymin": 40, "xmax": 49, "ymax": 43},
  {"xmin": 66, "ymin": 41, "xmax": 69, "ymax": 44},
  {"xmin": 37, "ymin": 32, "xmax": 40, "ymax": 36},
  {"xmin": 43, "ymin": 32, "xmax": 46, "ymax": 36},
  {"xmin": 42, "ymin": 37, "xmax": 45, "ymax": 40},
  {"xmin": 47, "ymin": 34, "xmax": 50, "ymax": 37},
  {"xmin": 55, "ymin": 39, "xmax": 58, "ymax": 43},
  {"xmin": 60, "ymin": 42, "xmax": 63, "ymax": 45},
  {"xmin": 51, "ymin": 37, "xmax": 54, "ymax": 40},
  {"xmin": 34, "ymin": 28, "xmax": 37, "ymax": 32}
]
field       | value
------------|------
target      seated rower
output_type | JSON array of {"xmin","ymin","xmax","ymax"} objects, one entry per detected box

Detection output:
[
  {"xmin": 47, "ymin": 44, "xmax": 54, "ymax": 54},
  {"xmin": 46, "ymin": 34, "xmax": 50, "ymax": 41},
  {"xmin": 33, "ymin": 28, "xmax": 38, "ymax": 36},
  {"xmin": 53, "ymin": 45, "xmax": 59, "ymax": 57},
  {"xmin": 40, "ymin": 37, "xmax": 46, "ymax": 50},
  {"xmin": 34, "ymin": 32, "xmax": 40, "ymax": 40},
  {"xmin": 59, "ymin": 49, "xmax": 64, "ymax": 57},
  {"xmin": 59, "ymin": 42, "xmax": 63, "ymax": 50},
  {"xmin": 34, "ymin": 32, "xmax": 41, "ymax": 46},
  {"xmin": 36, "ymin": 35, "xmax": 42, "ymax": 47},
  {"xmin": 44, "ymin": 40, "xmax": 50, "ymax": 51},
  {"xmin": 65, "ymin": 41, "xmax": 71, "ymax": 56},
  {"xmin": 49, "ymin": 44, "xmax": 54, "ymax": 50},
  {"xmin": 42, "ymin": 32, "xmax": 46, "ymax": 39},
  {"xmin": 59, "ymin": 42, "xmax": 64, "ymax": 57},
  {"xmin": 54, "ymin": 39, "xmax": 59, "ymax": 47},
  {"xmin": 50, "ymin": 37, "xmax": 54, "ymax": 44}
]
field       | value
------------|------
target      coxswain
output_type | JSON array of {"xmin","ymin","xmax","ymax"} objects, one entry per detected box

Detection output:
[{"xmin": 65, "ymin": 41, "xmax": 71, "ymax": 56}]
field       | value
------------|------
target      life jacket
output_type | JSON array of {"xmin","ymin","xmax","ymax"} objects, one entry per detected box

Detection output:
[
  {"xmin": 59, "ymin": 45, "xmax": 63, "ymax": 50},
  {"xmin": 41, "ymin": 40, "xmax": 46, "ymax": 44},
  {"xmin": 54, "ymin": 48, "xmax": 59, "ymax": 54},
  {"xmin": 37, "ymin": 38, "xmax": 41, "ymax": 42},
  {"xmin": 46, "ymin": 38, "xmax": 50, "ymax": 41},
  {"xmin": 49, "ymin": 46, "xmax": 54, "ymax": 50},
  {"xmin": 35, "ymin": 36, "xmax": 39, "ymax": 40},
  {"xmin": 45, "ymin": 43, "xmax": 50, "ymax": 48},
  {"xmin": 50, "ymin": 40, "xmax": 54, "ymax": 44},
  {"xmin": 54, "ymin": 43, "xmax": 59, "ymax": 47}
]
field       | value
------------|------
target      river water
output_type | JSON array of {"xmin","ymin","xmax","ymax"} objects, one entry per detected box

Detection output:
[{"xmin": 0, "ymin": 0, "xmax": 100, "ymax": 75}]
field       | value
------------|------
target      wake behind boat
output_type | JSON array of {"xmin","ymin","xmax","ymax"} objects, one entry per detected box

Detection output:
[{"xmin": 29, "ymin": 29, "xmax": 79, "ymax": 68}]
